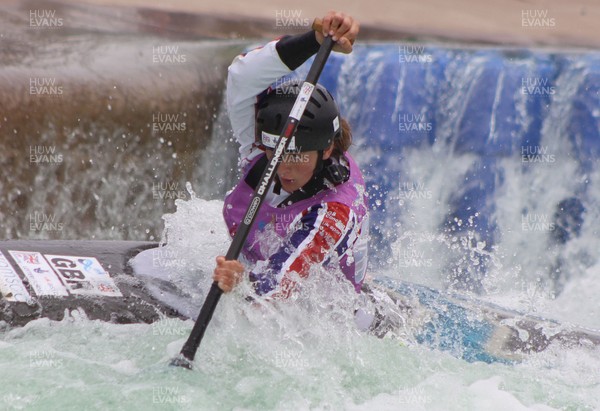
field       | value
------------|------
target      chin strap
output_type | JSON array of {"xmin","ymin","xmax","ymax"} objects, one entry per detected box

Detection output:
[
  {"xmin": 313, "ymin": 150, "xmax": 325, "ymax": 177},
  {"xmin": 277, "ymin": 156, "xmax": 350, "ymax": 207},
  {"xmin": 273, "ymin": 176, "xmax": 282, "ymax": 195},
  {"xmin": 243, "ymin": 153, "xmax": 349, "ymax": 207}
]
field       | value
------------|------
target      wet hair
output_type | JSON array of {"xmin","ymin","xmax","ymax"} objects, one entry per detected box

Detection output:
[{"xmin": 331, "ymin": 117, "xmax": 352, "ymax": 158}]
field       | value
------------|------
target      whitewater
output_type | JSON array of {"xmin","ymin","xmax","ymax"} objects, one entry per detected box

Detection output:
[{"xmin": 0, "ymin": 186, "xmax": 598, "ymax": 410}]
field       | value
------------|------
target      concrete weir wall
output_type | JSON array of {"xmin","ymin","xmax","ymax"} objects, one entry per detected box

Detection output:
[{"xmin": 0, "ymin": 1, "xmax": 248, "ymax": 240}]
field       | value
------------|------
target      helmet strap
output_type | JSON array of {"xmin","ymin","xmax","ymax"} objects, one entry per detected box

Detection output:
[
  {"xmin": 273, "ymin": 176, "xmax": 282, "ymax": 195},
  {"xmin": 313, "ymin": 150, "xmax": 325, "ymax": 177}
]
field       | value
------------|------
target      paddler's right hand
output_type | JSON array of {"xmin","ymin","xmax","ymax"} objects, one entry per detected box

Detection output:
[
  {"xmin": 315, "ymin": 11, "xmax": 359, "ymax": 54},
  {"xmin": 213, "ymin": 256, "xmax": 245, "ymax": 292}
]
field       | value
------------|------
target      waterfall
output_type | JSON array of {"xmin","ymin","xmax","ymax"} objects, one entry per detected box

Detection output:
[{"xmin": 317, "ymin": 44, "xmax": 600, "ymax": 296}]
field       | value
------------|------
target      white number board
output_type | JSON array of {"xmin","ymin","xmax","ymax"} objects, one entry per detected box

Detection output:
[
  {"xmin": 8, "ymin": 251, "xmax": 68, "ymax": 297},
  {"xmin": 0, "ymin": 251, "xmax": 33, "ymax": 302},
  {"xmin": 44, "ymin": 255, "xmax": 122, "ymax": 297}
]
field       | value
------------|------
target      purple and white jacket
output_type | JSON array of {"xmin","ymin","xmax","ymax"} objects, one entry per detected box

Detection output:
[{"xmin": 224, "ymin": 32, "xmax": 369, "ymax": 300}]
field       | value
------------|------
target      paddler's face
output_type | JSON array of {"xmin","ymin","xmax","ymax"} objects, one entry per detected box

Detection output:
[{"xmin": 265, "ymin": 146, "xmax": 332, "ymax": 193}]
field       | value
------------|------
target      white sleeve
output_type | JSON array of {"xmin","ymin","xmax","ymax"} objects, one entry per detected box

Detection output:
[{"xmin": 226, "ymin": 40, "xmax": 292, "ymax": 166}]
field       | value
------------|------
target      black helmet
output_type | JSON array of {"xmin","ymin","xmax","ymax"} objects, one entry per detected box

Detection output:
[{"xmin": 256, "ymin": 82, "xmax": 341, "ymax": 152}]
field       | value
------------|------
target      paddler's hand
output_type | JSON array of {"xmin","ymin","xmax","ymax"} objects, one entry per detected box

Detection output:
[
  {"xmin": 315, "ymin": 11, "xmax": 359, "ymax": 54},
  {"xmin": 213, "ymin": 256, "xmax": 244, "ymax": 293}
]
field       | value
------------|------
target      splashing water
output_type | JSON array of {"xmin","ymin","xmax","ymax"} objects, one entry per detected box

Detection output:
[
  {"xmin": 2, "ymin": 31, "xmax": 600, "ymax": 410},
  {"xmin": 1, "ymin": 190, "xmax": 599, "ymax": 410}
]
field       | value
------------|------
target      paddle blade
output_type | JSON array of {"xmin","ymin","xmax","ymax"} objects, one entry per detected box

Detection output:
[{"xmin": 169, "ymin": 354, "xmax": 194, "ymax": 370}]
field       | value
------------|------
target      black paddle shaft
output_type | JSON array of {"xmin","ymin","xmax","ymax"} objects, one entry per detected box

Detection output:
[{"xmin": 171, "ymin": 36, "xmax": 336, "ymax": 369}]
